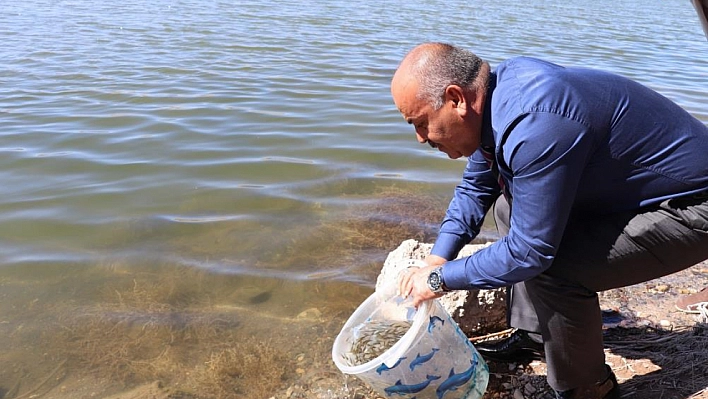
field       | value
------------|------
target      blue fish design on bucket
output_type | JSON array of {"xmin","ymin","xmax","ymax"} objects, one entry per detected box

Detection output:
[
  {"xmin": 384, "ymin": 374, "xmax": 441, "ymax": 396},
  {"xmin": 428, "ymin": 315, "xmax": 445, "ymax": 333},
  {"xmin": 406, "ymin": 306, "xmax": 417, "ymax": 321},
  {"xmin": 435, "ymin": 353, "xmax": 479, "ymax": 399},
  {"xmin": 409, "ymin": 348, "xmax": 439, "ymax": 371},
  {"xmin": 393, "ymin": 295, "xmax": 417, "ymax": 320},
  {"xmin": 376, "ymin": 356, "xmax": 406, "ymax": 375}
]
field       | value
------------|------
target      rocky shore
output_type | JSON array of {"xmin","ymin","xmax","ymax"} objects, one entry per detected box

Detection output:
[{"xmin": 283, "ymin": 241, "xmax": 708, "ymax": 399}]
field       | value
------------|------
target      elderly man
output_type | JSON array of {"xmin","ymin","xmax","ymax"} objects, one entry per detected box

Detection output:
[{"xmin": 393, "ymin": 43, "xmax": 708, "ymax": 399}]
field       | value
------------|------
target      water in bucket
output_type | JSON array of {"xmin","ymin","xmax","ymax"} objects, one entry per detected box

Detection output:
[{"xmin": 332, "ymin": 289, "xmax": 489, "ymax": 399}]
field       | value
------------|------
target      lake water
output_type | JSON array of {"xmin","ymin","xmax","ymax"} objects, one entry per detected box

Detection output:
[{"xmin": 0, "ymin": 0, "xmax": 706, "ymax": 397}]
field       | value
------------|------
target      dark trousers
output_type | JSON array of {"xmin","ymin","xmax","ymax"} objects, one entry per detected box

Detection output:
[{"xmin": 493, "ymin": 192, "xmax": 708, "ymax": 391}]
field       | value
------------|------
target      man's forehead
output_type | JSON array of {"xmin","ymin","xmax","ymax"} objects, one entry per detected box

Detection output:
[
  {"xmin": 392, "ymin": 74, "xmax": 420, "ymax": 115},
  {"xmin": 395, "ymin": 94, "xmax": 420, "ymax": 121}
]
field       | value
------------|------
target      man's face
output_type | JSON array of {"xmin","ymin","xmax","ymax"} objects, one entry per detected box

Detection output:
[{"xmin": 391, "ymin": 75, "xmax": 477, "ymax": 159}]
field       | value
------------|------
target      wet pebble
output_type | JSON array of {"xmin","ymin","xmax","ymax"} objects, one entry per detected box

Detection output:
[
  {"xmin": 655, "ymin": 284, "xmax": 669, "ymax": 293},
  {"xmin": 296, "ymin": 308, "xmax": 322, "ymax": 320}
]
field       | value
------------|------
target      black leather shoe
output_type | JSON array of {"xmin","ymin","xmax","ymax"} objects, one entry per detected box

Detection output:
[
  {"xmin": 555, "ymin": 365, "xmax": 620, "ymax": 399},
  {"xmin": 475, "ymin": 329, "xmax": 545, "ymax": 362}
]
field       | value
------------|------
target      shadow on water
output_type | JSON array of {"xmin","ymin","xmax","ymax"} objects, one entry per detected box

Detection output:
[{"xmin": 248, "ymin": 290, "xmax": 272, "ymax": 304}]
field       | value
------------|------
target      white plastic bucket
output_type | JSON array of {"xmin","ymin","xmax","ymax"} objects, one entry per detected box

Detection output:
[{"xmin": 332, "ymin": 289, "xmax": 489, "ymax": 399}]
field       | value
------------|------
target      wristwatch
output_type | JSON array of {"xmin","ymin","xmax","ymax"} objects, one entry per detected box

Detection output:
[{"xmin": 427, "ymin": 266, "xmax": 447, "ymax": 294}]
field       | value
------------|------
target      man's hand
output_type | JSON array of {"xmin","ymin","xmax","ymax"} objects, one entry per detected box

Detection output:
[{"xmin": 397, "ymin": 255, "xmax": 448, "ymax": 307}]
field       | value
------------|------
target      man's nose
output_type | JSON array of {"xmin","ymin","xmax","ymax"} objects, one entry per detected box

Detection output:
[{"xmin": 415, "ymin": 131, "xmax": 427, "ymax": 144}]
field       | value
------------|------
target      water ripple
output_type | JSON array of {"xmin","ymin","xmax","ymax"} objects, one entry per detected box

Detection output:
[{"xmin": 0, "ymin": 0, "xmax": 705, "ymax": 283}]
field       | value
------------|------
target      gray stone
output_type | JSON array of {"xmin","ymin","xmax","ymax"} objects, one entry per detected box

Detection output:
[
  {"xmin": 375, "ymin": 239, "xmax": 507, "ymax": 336},
  {"xmin": 524, "ymin": 382, "xmax": 537, "ymax": 395}
]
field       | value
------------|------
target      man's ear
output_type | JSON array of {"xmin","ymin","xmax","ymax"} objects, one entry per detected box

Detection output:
[{"xmin": 444, "ymin": 85, "xmax": 469, "ymax": 115}]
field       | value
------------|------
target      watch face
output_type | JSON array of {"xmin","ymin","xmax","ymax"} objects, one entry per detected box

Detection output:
[{"xmin": 428, "ymin": 270, "xmax": 442, "ymax": 291}]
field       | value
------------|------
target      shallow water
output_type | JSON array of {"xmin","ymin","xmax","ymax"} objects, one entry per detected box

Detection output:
[{"xmin": 0, "ymin": 0, "xmax": 707, "ymax": 397}]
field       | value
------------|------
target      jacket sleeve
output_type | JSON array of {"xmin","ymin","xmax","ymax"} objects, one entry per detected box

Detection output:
[
  {"xmin": 442, "ymin": 113, "xmax": 596, "ymax": 289},
  {"xmin": 430, "ymin": 150, "xmax": 501, "ymax": 260}
]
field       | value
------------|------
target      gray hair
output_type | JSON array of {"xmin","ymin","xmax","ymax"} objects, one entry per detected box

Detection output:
[{"xmin": 409, "ymin": 43, "xmax": 488, "ymax": 110}]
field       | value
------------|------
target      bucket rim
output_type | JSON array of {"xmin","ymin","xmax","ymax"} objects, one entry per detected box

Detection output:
[{"xmin": 331, "ymin": 291, "xmax": 432, "ymax": 375}]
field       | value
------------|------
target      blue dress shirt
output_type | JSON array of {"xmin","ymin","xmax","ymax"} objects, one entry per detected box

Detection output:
[{"xmin": 432, "ymin": 57, "xmax": 708, "ymax": 290}]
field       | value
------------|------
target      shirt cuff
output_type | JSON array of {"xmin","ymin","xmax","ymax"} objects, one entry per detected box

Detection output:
[
  {"xmin": 439, "ymin": 257, "xmax": 468, "ymax": 290},
  {"xmin": 430, "ymin": 232, "xmax": 467, "ymax": 260}
]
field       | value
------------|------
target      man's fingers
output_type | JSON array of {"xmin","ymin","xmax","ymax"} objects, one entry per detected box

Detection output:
[
  {"xmin": 403, "ymin": 273, "xmax": 414, "ymax": 297},
  {"xmin": 397, "ymin": 266, "xmax": 418, "ymax": 297},
  {"xmin": 397, "ymin": 266, "xmax": 440, "ymax": 307},
  {"xmin": 397, "ymin": 268, "xmax": 412, "ymax": 297}
]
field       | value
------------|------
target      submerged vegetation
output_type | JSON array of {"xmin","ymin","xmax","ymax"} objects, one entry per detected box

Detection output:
[
  {"xmin": 0, "ymin": 186, "xmax": 447, "ymax": 399},
  {"xmin": 33, "ymin": 266, "xmax": 293, "ymax": 399},
  {"xmin": 269, "ymin": 186, "xmax": 450, "ymax": 276}
]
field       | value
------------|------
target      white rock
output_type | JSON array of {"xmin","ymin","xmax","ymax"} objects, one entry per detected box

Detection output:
[{"xmin": 375, "ymin": 239, "xmax": 507, "ymax": 335}]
